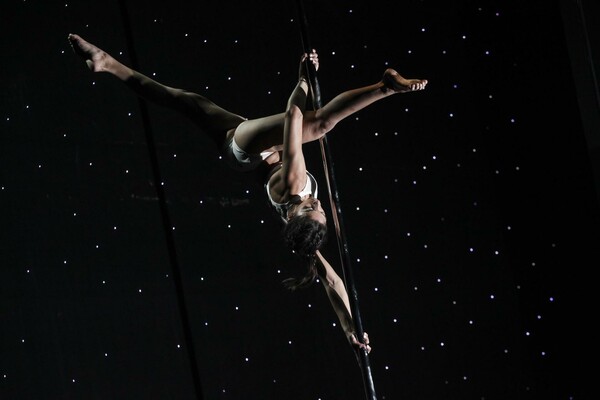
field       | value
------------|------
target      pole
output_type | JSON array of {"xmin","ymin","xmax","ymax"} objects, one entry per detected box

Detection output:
[{"xmin": 294, "ymin": 1, "xmax": 377, "ymax": 399}]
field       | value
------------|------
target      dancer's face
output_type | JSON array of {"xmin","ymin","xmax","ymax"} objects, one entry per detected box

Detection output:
[{"xmin": 288, "ymin": 195, "xmax": 326, "ymax": 225}]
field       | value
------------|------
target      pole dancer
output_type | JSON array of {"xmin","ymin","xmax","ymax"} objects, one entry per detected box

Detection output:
[
  {"xmin": 293, "ymin": 1, "xmax": 383, "ymax": 397},
  {"xmin": 68, "ymin": 33, "xmax": 427, "ymax": 353}
]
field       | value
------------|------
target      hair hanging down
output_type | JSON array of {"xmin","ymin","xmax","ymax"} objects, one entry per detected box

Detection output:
[{"xmin": 282, "ymin": 215, "xmax": 328, "ymax": 290}]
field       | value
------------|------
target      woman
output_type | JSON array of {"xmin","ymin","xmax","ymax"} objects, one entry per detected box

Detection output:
[{"xmin": 68, "ymin": 33, "xmax": 427, "ymax": 352}]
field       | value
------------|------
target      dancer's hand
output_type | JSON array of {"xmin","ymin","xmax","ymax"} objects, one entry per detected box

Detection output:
[
  {"xmin": 299, "ymin": 49, "xmax": 319, "ymax": 80},
  {"xmin": 351, "ymin": 331, "xmax": 371, "ymax": 354}
]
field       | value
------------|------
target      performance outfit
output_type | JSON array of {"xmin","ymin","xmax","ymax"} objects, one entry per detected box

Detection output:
[
  {"xmin": 222, "ymin": 136, "xmax": 275, "ymax": 172},
  {"xmin": 221, "ymin": 137, "xmax": 318, "ymax": 223},
  {"xmin": 265, "ymin": 163, "xmax": 318, "ymax": 223}
]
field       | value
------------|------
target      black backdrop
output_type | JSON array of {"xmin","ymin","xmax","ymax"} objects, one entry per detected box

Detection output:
[{"xmin": 1, "ymin": 1, "xmax": 598, "ymax": 399}]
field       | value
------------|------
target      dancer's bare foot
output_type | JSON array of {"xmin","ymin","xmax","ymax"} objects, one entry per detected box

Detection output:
[
  {"xmin": 383, "ymin": 69, "xmax": 428, "ymax": 93},
  {"xmin": 68, "ymin": 33, "xmax": 114, "ymax": 73}
]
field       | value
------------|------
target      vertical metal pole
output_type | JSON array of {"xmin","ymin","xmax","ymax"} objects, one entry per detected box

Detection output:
[
  {"xmin": 118, "ymin": 2, "xmax": 204, "ymax": 399},
  {"xmin": 294, "ymin": 1, "xmax": 377, "ymax": 399}
]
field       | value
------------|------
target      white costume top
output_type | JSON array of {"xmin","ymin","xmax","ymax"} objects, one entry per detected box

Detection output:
[{"xmin": 265, "ymin": 163, "xmax": 318, "ymax": 223}]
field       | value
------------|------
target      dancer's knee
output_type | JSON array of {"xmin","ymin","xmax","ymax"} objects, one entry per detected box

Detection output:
[
  {"xmin": 317, "ymin": 118, "xmax": 336, "ymax": 135},
  {"xmin": 304, "ymin": 111, "xmax": 335, "ymax": 139}
]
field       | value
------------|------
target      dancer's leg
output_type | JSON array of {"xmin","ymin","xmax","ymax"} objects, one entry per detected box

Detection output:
[
  {"xmin": 233, "ymin": 70, "xmax": 427, "ymax": 153},
  {"xmin": 301, "ymin": 70, "xmax": 427, "ymax": 142},
  {"xmin": 70, "ymin": 33, "xmax": 427, "ymax": 155},
  {"xmin": 68, "ymin": 34, "xmax": 245, "ymax": 146}
]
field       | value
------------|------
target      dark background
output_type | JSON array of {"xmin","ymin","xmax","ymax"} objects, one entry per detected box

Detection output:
[{"xmin": 1, "ymin": 0, "xmax": 599, "ymax": 399}]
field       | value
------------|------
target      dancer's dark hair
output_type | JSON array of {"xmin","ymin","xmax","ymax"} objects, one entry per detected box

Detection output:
[{"xmin": 282, "ymin": 215, "xmax": 328, "ymax": 290}]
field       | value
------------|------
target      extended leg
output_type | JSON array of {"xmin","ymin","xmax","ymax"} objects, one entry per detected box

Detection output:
[
  {"xmin": 301, "ymin": 70, "xmax": 428, "ymax": 142},
  {"xmin": 68, "ymin": 34, "xmax": 245, "ymax": 146},
  {"xmin": 233, "ymin": 70, "xmax": 428, "ymax": 152}
]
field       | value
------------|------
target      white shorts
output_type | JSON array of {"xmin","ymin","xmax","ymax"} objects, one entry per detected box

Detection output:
[{"xmin": 222, "ymin": 136, "xmax": 275, "ymax": 172}]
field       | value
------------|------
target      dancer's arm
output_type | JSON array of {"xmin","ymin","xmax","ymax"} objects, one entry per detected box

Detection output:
[
  {"xmin": 276, "ymin": 52, "xmax": 319, "ymax": 198},
  {"xmin": 315, "ymin": 250, "xmax": 371, "ymax": 353},
  {"xmin": 279, "ymin": 76, "xmax": 310, "ymax": 197}
]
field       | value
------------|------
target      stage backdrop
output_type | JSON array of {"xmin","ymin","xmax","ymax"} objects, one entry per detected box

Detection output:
[{"xmin": 1, "ymin": 0, "xmax": 598, "ymax": 399}]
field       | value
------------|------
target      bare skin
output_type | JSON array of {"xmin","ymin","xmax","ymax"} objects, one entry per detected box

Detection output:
[{"xmin": 315, "ymin": 250, "xmax": 371, "ymax": 353}]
